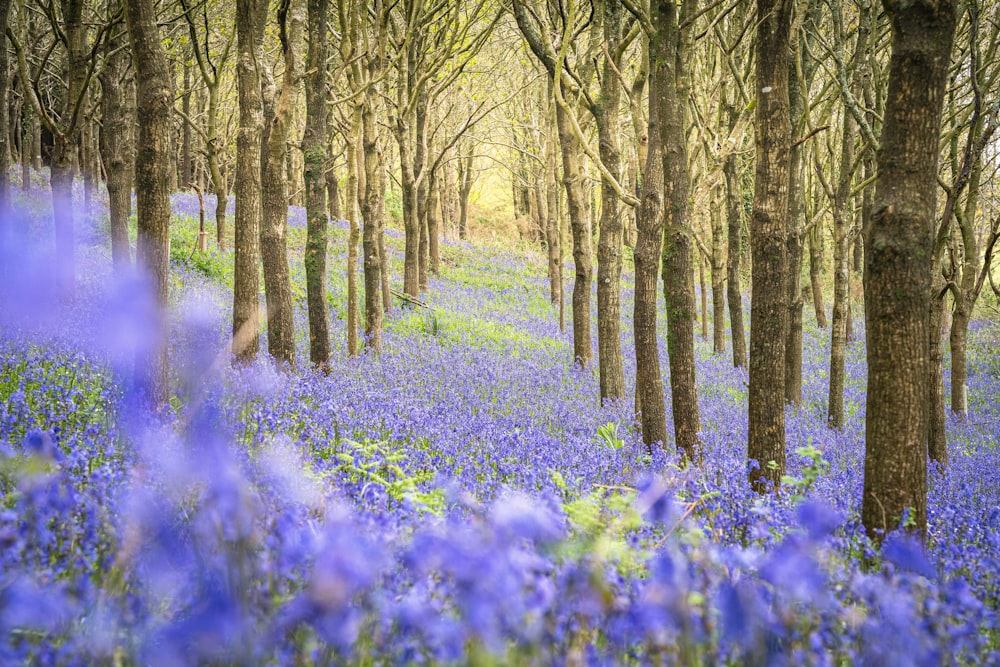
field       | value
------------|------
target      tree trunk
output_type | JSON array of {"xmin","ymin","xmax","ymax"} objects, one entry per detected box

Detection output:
[
  {"xmin": 181, "ymin": 59, "xmax": 193, "ymax": 187},
  {"xmin": 0, "ymin": 0, "xmax": 10, "ymax": 233},
  {"xmin": 555, "ymin": 104, "xmax": 593, "ymax": 370},
  {"xmin": 710, "ymin": 192, "xmax": 726, "ymax": 355},
  {"xmin": 724, "ymin": 100, "xmax": 747, "ymax": 368},
  {"xmin": 260, "ymin": 0, "xmax": 299, "ymax": 369},
  {"xmin": 785, "ymin": 71, "xmax": 805, "ymax": 406},
  {"xmin": 458, "ymin": 151, "xmax": 473, "ymax": 240},
  {"xmin": 232, "ymin": 0, "xmax": 266, "ymax": 362},
  {"xmin": 303, "ymin": 0, "xmax": 330, "ymax": 367},
  {"xmin": 828, "ymin": 114, "xmax": 854, "ymax": 430},
  {"xmin": 545, "ymin": 123, "xmax": 561, "ymax": 307},
  {"xmin": 928, "ymin": 272, "xmax": 947, "ymax": 465},
  {"xmin": 427, "ymin": 168, "xmax": 440, "ymax": 276},
  {"xmin": 125, "ymin": 0, "xmax": 174, "ymax": 406},
  {"xmin": 208, "ymin": 86, "xmax": 228, "ymax": 248},
  {"xmin": 595, "ymin": 0, "xmax": 626, "ymax": 403},
  {"xmin": 659, "ymin": 0, "xmax": 701, "ymax": 462},
  {"xmin": 361, "ymin": 92, "xmax": 385, "ymax": 352},
  {"xmin": 346, "ymin": 116, "xmax": 361, "ymax": 356},
  {"xmin": 862, "ymin": 0, "xmax": 955, "ymax": 544},
  {"xmin": 99, "ymin": 10, "xmax": 134, "ymax": 271},
  {"xmin": 748, "ymin": 0, "xmax": 792, "ymax": 492},
  {"xmin": 634, "ymin": 36, "xmax": 666, "ymax": 448},
  {"xmin": 808, "ymin": 224, "xmax": 827, "ymax": 327}
]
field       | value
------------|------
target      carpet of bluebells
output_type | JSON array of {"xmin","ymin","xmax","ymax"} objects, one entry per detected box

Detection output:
[{"xmin": 1, "ymin": 175, "xmax": 999, "ymax": 665}]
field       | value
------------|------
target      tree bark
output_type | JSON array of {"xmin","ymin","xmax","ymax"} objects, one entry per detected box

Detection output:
[
  {"xmin": 634, "ymin": 32, "xmax": 667, "ymax": 448},
  {"xmin": 555, "ymin": 103, "xmax": 594, "ymax": 370},
  {"xmin": 346, "ymin": 116, "xmax": 362, "ymax": 356},
  {"xmin": 595, "ymin": 0, "xmax": 626, "ymax": 402},
  {"xmin": 710, "ymin": 191, "xmax": 726, "ymax": 355},
  {"xmin": 260, "ymin": 0, "xmax": 299, "ymax": 369},
  {"xmin": 99, "ymin": 7, "xmax": 134, "ymax": 271},
  {"xmin": 863, "ymin": 0, "xmax": 955, "ymax": 544},
  {"xmin": 724, "ymin": 99, "xmax": 747, "ymax": 368},
  {"xmin": 0, "ymin": 0, "xmax": 12, "ymax": 234},
  {"xmin": 748, "ymin": 0, "xmax": 792, "ymax": 492},
  {"xmin": 808, "ymin": 224, "xmax": 827, "ymax": 327},
  {"xmin": 303, "ymin": 0, "xmax": 330, "ymax": 367},
  {"xmin": 125, "ymin": 0, "xmax": 174, "ymax": 406},
  {"xmin": 232, "ymin": 0, "xmax": 266, "ymax": 362},
  {"xmin": 361, "ymin": 90, "xmax": 385, "ymax": 352},
  {"xmin": 658, "ymin": 0, "xmax": 701, "ymax": 462}
]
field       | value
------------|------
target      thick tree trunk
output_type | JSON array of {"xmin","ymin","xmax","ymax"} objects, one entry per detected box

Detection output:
[
  {"xmin": 125, "ymin": 0, "xmax": 174, "ymax": 406},
  {"xmin": 724, "ymin": 102, "xmax": 747, "ymax": 368},
  {"xmin": 748, "ymin": 0, "xmax": 792, "ymax": 492},
  {"xmin": 634, "ymin": 17, "xmax": 667, "ymax": 450},
  {"xmin": 99, "ymin": 13, "xmax": 134, "ymax": 271},
  {"xmin": 595, "ymin": 0, "xmax": 625, "ymax": 403},
  {"xmin": 260, "ymin": 0, "xmax": 299, "ymax": 369},
  {"xmin": 659, "ymin": 0, "xmax": 701, "ymax": 462},
  {"xmin": 232, "ymin": 0, "xmax": 266, "ymax": 362},
  {"xmin": 303, "ymin": 0, "xmax": 330, "ymax": 367},
  {"xmin": 862, "ymin": 0, "xmax": 955, "ymax": 544}
]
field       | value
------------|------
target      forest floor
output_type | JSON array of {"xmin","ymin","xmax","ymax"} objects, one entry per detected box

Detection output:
[{"xmin": 1, "ymin": 180, "xmax": 999, "ymax": 664}]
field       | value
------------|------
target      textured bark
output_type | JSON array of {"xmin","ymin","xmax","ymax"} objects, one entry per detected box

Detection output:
[
  {"xmin": 260, "ymin": 0, "xmax": 299, "ymax": 369},
  {"xmin": 427, "ymin": 168, "xmax": 440, "ymax": 276},
  {"xmin": 302, "ymin": 0, "xmax": 330, "ymax": 367},
  {"xmin": 595, "ymin": 0, "xmax": 626, "ymax": 402},
  {"xmin": 928, "ymin": 270, "xmax": 947, "ymax": 465},
  {"xmin": 658, "ymin": 0, "xmax": 701, "ymax": 462},
  {"xmin": 361, "ymin": 94, "xmax": 385, "ymax": 352},
  {"xmin": 377, "ymin": 167, "xmax": 392, "ymax": 316},
  {"xmin": 863, "ymin": 0, "xmax": 955, "ymax": 544},
  {"xmin": 555, "ymin": 103, "xmax": 594, "ymax": 369},
  {"xmin": 784, "ymin": 81, "xmax": 805, "ymax": 405},
  {"xmin": 634, "ymin": 17, "xmax": 667, "ymax": 450},
  {"xmin": 748, "ymin": 0, "xmax": 792, "ymax": 493},
  {"xmin": 232, "ymin": 0, "xmax": 266, "ymax": 362},
  {"xmin": 724, "ymin": 102, "xmax": 747, "ymax": 368},
  {"xmin": 808, "ymin": 224, "xmax": 828, "ymax": 327},
  {"xmin": 828, "ymin": 109, "xmax": 855, "ymax": 430},
  {"xmin": 99, "ymin": 10, "xmax": 134, "ymax": 271},
  {"xmin": 125, "ymin": 0, "xmax": 174, "ymax": 406}
]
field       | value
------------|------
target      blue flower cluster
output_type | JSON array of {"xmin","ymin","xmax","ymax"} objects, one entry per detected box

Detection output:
[{"xmin": 0, "ymin": 182, "xmax": 998, "ymax": 664}]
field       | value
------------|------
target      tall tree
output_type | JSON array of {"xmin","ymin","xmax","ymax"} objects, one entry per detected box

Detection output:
[
  {"xmin": 100, "ymin": 1, "xmax": 134, "ymax": 271},
  {"xmin": 232, "ymin": 0, "xmax": 266, "ymax": 361},
  {"xmin": 862, "ymin": 0, "xmax": 956, "ymax": 543},
  {"xmin": 303, "ymin": 0, "xmax": 330, "ymax": 367},
  {"xmin": 748, "ymin": 0, "xmax": 793, "ymax": 492},
  {"xmin": 260, "ymin": 0, "xmax": 300, "ymax": 368},
  {"xmin": 633, "ymin": 14, "xmax": 667, "ymax": 449},
  {"xmin": 124, "ymin": 0, "xmax": 174, "ymax": 405}
]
